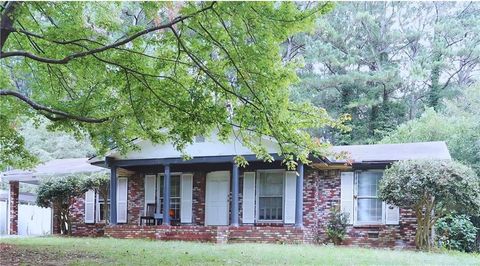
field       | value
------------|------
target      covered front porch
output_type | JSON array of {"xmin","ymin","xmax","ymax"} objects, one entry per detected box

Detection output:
[{"xmin": 104, "ymin": 156, "xmax": 306, "ymax": 229}]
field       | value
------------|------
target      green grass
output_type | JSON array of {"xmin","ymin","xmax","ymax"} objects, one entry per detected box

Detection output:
[{"xmin": 1, "ymin": 236, "xmax": 479, "ymax": 266}]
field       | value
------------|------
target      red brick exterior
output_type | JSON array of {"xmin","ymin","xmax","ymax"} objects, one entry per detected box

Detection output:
[
  {"xmin": 9, "ymin": 181, "xmax": 19, "ymax": 235},
  {"xmin": 68, "ymin": 166, "xmax": 417, "ymax": 248},
  {"xmin": 313, "ymin": 170, "xmax": 417, "ymax": 248},
  {"xmin": 105, "ymin": 225, "xmax": 307, "ymax": 244}
]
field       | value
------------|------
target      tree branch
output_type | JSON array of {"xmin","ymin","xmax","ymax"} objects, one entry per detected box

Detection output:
[
  {"xmin": 0, "ymin": 2, "xmax": 216, "ymax": 62},
  {"xmin": 0, "ymin": 90, "xmax": 109, "ymax": 123}
]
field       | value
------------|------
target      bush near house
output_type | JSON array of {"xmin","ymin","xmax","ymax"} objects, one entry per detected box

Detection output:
[
  {"xmin": 436, "ymin": 215, "xmax": 478, "ymax": 252},
  {"xmin": 326, "ymin": 206, "xmax": 349, "ymax": 245},
  {"xmin": 36, "ymin": 174, "xmax": 109, "ymax": 235},
  {"xmin": 380, "ymin": 160, "xmax": 480, "ymax": 250}
]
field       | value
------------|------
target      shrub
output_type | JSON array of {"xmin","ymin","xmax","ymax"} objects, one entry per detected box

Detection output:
[
  {"xmin": 380, "ymin": 160, "xmax": 480, "ymax": 250},
  {"xmin": 436, "ymin": 215, "xmax": 478, "ymax": 252},
  {"xmin": 37, "ymin": 176, "xmax": 87, "ymax": 235},
  {"xmin": 326, "ymin": 206, "xmax": 349, "ymax": 245}
]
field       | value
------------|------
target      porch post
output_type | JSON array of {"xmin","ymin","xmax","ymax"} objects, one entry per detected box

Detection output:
[
  {"xmin": 109, "ymin": 165, "xmax": 117, "ymax": 225},
  {"xmin": 163, "ymin": 164, "xmax": 171, "ymax": 225},
  {"xmin": 231, "ymin": 163, "xmax": 239, "ymax": 226},
  {"xmin": 9, "ymin": 181, "xmax": 19, "ymax": 235},
  {"xmin": 295, "ymin": 163, "xmax": 304, "ymax": 228}
]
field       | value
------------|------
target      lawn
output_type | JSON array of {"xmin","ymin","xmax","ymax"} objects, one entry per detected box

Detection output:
[{"xmin": 1, "ymin": 237, "xmax": 479, "ymax": 266}]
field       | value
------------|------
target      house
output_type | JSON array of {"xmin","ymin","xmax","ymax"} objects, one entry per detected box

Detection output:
[
  {"xmin": 72, "ymin": 134, "xmax": 449, "ymax": 248},
  {"xmin": 3, "ymin": 135, "xmax": 451, "ymax": 248}
]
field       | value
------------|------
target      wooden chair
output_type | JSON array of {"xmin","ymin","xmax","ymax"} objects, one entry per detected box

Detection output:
[{"xmin": 140, "ymin": 204, "xmax": 157, "ymax": 226}]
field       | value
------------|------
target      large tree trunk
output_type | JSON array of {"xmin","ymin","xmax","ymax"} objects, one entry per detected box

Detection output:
[{"xmin": 414, "ymin": 199, "xmax": 436, "ymax": 250}]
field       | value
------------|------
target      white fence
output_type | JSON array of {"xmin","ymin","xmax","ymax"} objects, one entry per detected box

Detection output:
[
  {"xmin": 0, "ymin": 201, "xmax": 52, "ymax": 235},
  {"xmin": 0, "ymin": 201, "xmax": 7, "ymax": 234}
]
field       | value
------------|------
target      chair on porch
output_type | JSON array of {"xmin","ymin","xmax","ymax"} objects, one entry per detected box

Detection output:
[{"xmin": 140, "ymin": 203, "xmax": 157, "ymax": 226}]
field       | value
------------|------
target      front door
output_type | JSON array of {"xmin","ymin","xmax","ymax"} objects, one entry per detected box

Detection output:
[{"xmin": 205, "ymin": 171, "xmax": 230, "ymax": 225}]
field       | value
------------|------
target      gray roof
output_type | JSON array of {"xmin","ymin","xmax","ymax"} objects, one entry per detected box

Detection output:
[
  {"xmin": 1, "ymin": 158, "xmax": 107, "ymax": 184},
  {"xmin": 329, "ymin": 141, "xmax": 451, "ymax": 163}
]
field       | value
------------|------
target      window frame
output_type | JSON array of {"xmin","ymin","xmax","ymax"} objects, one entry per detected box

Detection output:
[
  {"xmin": 157, "ymin": 173, "xmax": 182, "ymax": 220},
  {"xmin": 353, "ymin": 170, "xmax": 385, "ymax": 226},
  {"xmin": 255, "ymin": 169, "xmax": 285, "ymax": 223},
  {"xmin": 95, "ymin": 190, "xmax": 110, "ymax": 223}
]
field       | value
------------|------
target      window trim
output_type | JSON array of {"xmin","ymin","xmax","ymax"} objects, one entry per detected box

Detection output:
[
  {"xmin": 95, "ymin": 190, "xmax": 110, "ymax": 223},
  {"xmin": 255, "ymin": 169, "xmax": 285, "ymax": 223},
  {"xmin": 353, "ymin": 170, "xmax": 385, "ymax": 226},
  {"xmin": 157, "ymin": 173, "xmax": 182, "ymax": 220}
]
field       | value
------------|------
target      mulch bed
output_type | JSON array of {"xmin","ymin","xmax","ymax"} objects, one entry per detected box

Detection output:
[{"xmin": 0, "ymin": 243, "xmax": 102, "ymax": 266}]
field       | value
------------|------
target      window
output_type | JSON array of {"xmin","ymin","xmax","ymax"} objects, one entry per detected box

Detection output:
[
  {"xmin": 356, "ymin": 171, "xmax": 383, "ymax": 224},
  {"xmin": 96, "ymin": 192, "xmax": 110, "ymax": 222},
  {"xmin": 159, "ymin": 175, "xmax": 181, "ymax": 220},
  {"xmin": 257, "ymin": 171, "xmax": 284, "ymax": 221}
]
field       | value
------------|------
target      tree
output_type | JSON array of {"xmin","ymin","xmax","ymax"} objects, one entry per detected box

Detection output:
[
  {"xmin": 19, "ymin": 119, "xmax": 95, "ymax": 162},
  {"xmin": 0, "ymin": 2, "xmax": 340, "ymax": 171},
  {"xmin": 36, "ymin": 176, "xmax": 87, "ymax": 235},
  {"xmin": 381, "ymin": 86, "xmax": 480, "ymax": 175},
  {"xmin": 380, "ymin": 160, "xmax": 480, "ymax": 250},
  {"xmin": 82, "ymin": 173, "xmax": 109, "ymax": 223},
  {"xmin": 291, "ymin": 2, "xmax": 480, "ymax": 144}
]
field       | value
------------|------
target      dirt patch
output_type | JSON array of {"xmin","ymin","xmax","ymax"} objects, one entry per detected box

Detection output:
[{"xmin": 0, "ymin": 243, "xmax": 103, "ymax": 266}]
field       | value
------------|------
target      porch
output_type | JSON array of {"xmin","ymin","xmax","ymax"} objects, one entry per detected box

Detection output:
[{"xmin": 104, "ymin": 157, "xmax": 306, "ymax": 228}]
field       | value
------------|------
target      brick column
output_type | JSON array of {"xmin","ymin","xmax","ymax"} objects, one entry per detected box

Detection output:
[{"xmin": 9, "ymin": 181, "xmax": 19, "ymax": 235}]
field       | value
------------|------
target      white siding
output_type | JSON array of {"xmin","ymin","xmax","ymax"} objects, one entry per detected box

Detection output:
[
  {"xmin": 242, "ymin": 172, "xmax": 256, "ymax": 224},
  {"xmin": 117, "ymin": 177, "xmax": 128, "ymax": 223},
  {"xmin": 284, "ymin": 171, "xmax": 297, "ymax": 224},
  {"xmin": 340, "ymin": 172, "xmax": 354, "ymax": 225},
  {"xmin": 180, "ymin": 173, "xmax": 193, "ymax": 223},
  {"xmin": 84, "ymin": 190, "xmax": 95, "ymax": 224},
  {"xmin": 108, "ymin": 132, "xmax": 280, "ymax": 160}
]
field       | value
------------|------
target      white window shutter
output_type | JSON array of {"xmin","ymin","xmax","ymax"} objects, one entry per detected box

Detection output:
[
  {"xmin": 242, "ymin": 172, "xmax": 256, "ymax": 224},
  {"xmin": 117, "ymin": 177, "xmax": 128, "ymax": 223},
  {"xmin": 385, "ymin": 204, "xmax": 400, "ymax": 225},
  {"xmin": 340, "ymin": 172, "xmax": 354, "ymax": 225},
  {"xmin": 180, "ymin": 173, "xmax": 193, "ymax": 223},
  {"xmin": 284, "ymin": 171, "xmax": 297, "ymax": 224},
  {"xmin": 144, "ymin": 174, "xmax": 156, "ymax": 215},
  {"xmin": 84, "ymin": 190, "xmax": 95, "ymax": 224},
  {"xmin": 95, "ymin": 191, "xmax": 100, "ymax": 222}
]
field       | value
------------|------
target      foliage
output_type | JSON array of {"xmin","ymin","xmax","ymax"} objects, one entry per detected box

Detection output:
[
  {"xmin": 2, "ymin": 237, "xmax": 480, "ymax": 265},
  {"xmin": 36, "ymin": 176, "xmax": 87, "ymax": 235},
  {"xmin": 326, "ymin": 206, "xmax": 349, "ymax": 245},
  {"xmin": 20, "ymin": 119, "xmax": 95, "ymax": 163},
  {"xmin": 0, "ymin": 2, "xmax": 341, "ymax": 171},
  {"xmin": 436, "ymin": 215, "xmax": 478, "ymax": 253},
  {"xmin": 380, "ymin": 160, "xmax": 480, "ymax": 250},
  {"xmin": 381, "ymin": 86, "xmax": 480, "ymax": 175},
  {"xmin": 292, "ymin": 2, "xmax": 480, "ymax": 145}
]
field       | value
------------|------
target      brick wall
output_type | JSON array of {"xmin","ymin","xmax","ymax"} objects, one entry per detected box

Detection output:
[
  {"xmin": 9, "ymin": 181, "xmax": 19, "ymax": 235},
  {"xmin": 127, "ymin": 174, "xmax": 144, "ymax": 224},
  {"xmin": 70, "ymin": 166, "xmax": 417, "ymax": 248},
  {"xmin": 192, "ymin": 171, "xmax": 206, "ymax": 225},
  {"xmin": 105, "ymin": 225, "xmax": 306, "ymax": 244},
  {"xmin": 314, "ymin": 170, "xmax": 417, "ymax": 248}
]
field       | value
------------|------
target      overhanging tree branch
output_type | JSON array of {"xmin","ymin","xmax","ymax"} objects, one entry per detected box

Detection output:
[
  {"xmin": 0, "ymin": 90, "xmax": 109, "ymax": 123},
  {"xmin": 0, "ymin": 2, "xmax": 216, "ymax": 62}
]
